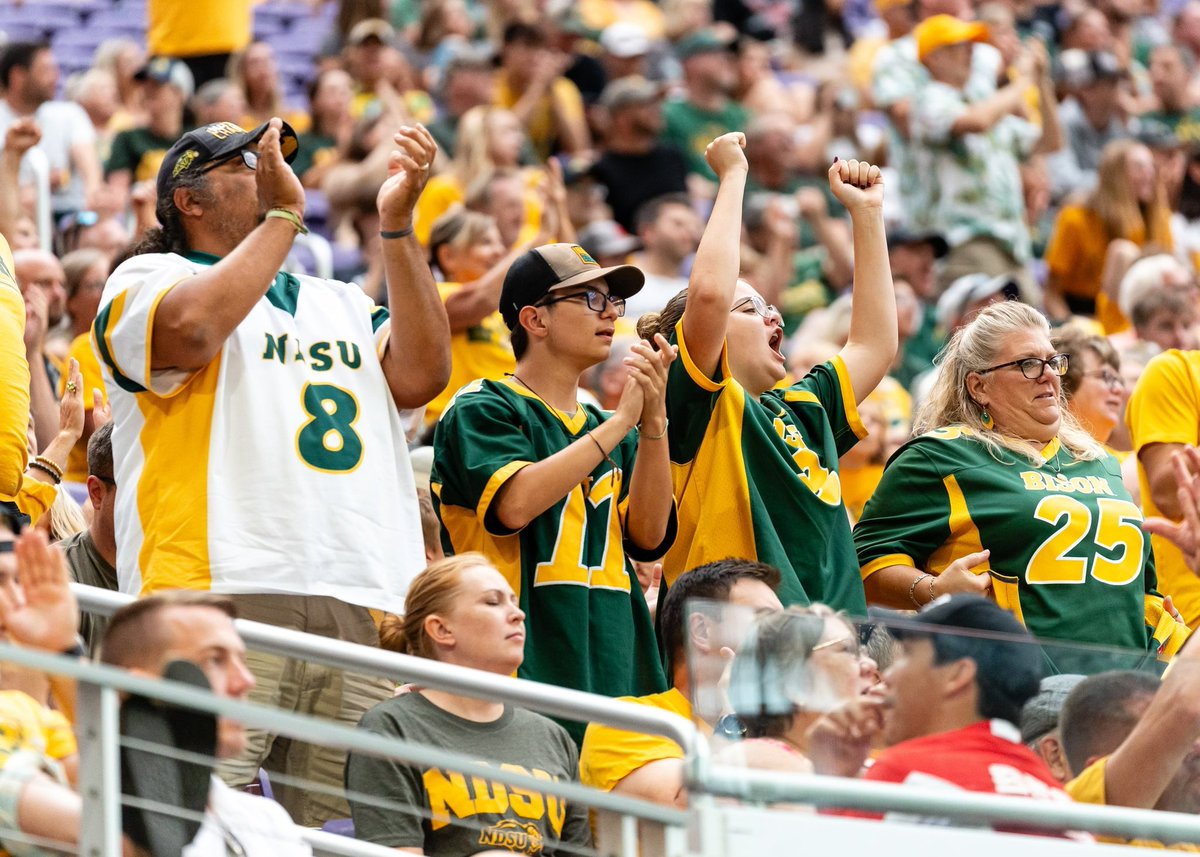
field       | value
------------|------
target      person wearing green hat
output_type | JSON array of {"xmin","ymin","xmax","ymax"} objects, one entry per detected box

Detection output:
[
  {"xmin": 90, "ymin": 118, "xmax": 451, "ymax": 825},
  {"xmin": 661, "ymin": 29, "xmax": 749, "ymax": 181}
]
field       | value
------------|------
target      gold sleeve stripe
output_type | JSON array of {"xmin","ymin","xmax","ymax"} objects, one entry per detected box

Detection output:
[
  {"xmin": 861, "ymin": 553, "xmax": 914, "ymax": 580},
  {"xmin": 832, "ymin": 354, "xmax": 868, "ymax": 440}
]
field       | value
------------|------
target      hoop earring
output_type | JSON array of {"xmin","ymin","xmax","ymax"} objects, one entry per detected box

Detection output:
[{"xmin": 980, "ymin": 409, "xmax": 994, "ymax": 431}]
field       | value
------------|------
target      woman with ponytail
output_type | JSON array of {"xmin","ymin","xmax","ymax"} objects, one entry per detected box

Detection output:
[
  {"xmin": 637, "ymin": 133, "xmax": 896, "ymax": 614},
  {"xmin": 347, "ymin": 553, "xmax": 592, "ymax": 855}
]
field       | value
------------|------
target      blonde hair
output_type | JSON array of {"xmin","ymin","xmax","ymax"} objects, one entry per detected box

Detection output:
[
  {"xmin": 915, "ymin": 301, "xmax": 1105, "ymax": 464},
  {"xmin": 428, "ymin": 205, "xmax": 497, "ymax": 274},
  {"xmin": 451, "ymin": 107, "xmax": 520, "ymax": 189},
  {"xmin": 45, "ymin": 488, "xmax": 86, "ymax": 541},
  {"xmin": 384, "ymin": 553, "xmax": 492, "ymax": 660},
  {"xmin": 1086, "ymin": 139, "xmax": 1173, "ymax": 247}
]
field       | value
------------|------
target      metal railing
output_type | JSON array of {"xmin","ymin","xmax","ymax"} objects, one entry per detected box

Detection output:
[
  {"xmin": 67, "ymin": 583, "xmax": 1200, "ymax": 853},
  {"xmin": 68, "ymin": 584, "xmax": 693, "ymax": 856}
]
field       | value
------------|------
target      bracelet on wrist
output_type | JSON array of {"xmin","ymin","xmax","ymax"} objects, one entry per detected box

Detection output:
[
  {"xmin": 927, "ymin": 574, "xmax": 938, "ymax": 603},
  {"xmin": 587, "ymin": 430, "xmax": 618, "ymax": 472},
  {"xmin": 33, "ymin": 455, "xmax": 63, "ymax": 479},
  {"xmin": 908, "ymin": 573, "xmax": 930, "ymax": 608},
  {"xmin": 638, "ymin": 419, "xmax": 669, "ymax": 441},
  {"xmin": 29, "ymin": 461, "xmax": 62, "ymax": 484},
  {"xmin": 265, "ymin": 207, "xmax": 308, "ymax": 235},
  {"xmin": 379, "ymin": 225, "xmax": 415, "ymax": 239}
]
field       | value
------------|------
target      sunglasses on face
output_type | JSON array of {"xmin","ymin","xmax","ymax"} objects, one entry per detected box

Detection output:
[{"xmin": 201, "ymin": 149, "xmax": 258, "ymax": 173}]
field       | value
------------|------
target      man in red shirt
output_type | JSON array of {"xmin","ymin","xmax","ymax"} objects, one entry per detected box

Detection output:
[{"xmin": 810, "ymin": 595, "xmax": 1075, "ymax": 822}]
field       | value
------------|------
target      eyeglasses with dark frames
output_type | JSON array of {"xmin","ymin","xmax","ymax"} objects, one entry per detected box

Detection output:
[
  {"xmin": 201, "ymin": 149, "xmax": 258, "ymax": 173},
  {"xmin": 977, "ymin": 353, "xmax": 1069, "ymax": 380},
  {"xmin": 538, "ymin": 287, "xmax": 626, "ymax": 317}
]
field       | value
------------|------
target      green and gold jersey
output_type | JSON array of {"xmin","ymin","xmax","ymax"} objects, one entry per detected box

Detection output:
[
  {"xmin": 661, "ymin": 319, "xmax": 867, "ymax": 614},
  {"xmin": 854, "ymin": 426, "xmax": 1164, "ymax": 655},
  {"xmin": 430, "ymin": 378, "xmax": 669, "ymax": 741}
]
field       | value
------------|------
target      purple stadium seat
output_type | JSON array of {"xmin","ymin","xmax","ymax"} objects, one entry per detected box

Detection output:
[
  {"xmin": 1, "ymin": 23, "xmax": 49, "ymax": 42},
  {"xmin": 321, "ymin": 819, "xmax": 355, "ymax": 837}
]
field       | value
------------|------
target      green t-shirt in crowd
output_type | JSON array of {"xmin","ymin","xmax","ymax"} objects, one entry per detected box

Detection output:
[
  {"xmin": 1137, "ymin": 107, "xmax": 1200, "ymax": 145},
  {"xmin": 430, "ymin": 378, "xmax": 670, "ymax": 742},
  {"xmin": 291, "ymin": 131, "xmax": 337, "ymax": 181},
  {"xmin": 105, "ymin": 127, "xmax": 179, "ymax": 183},
  {"xmin": 661, "ymin": 97, "xmax": 750, "ymax": 180},
  {"xmin": 347, "ymin": 692, "xmax": 593, "ymax": 855}
]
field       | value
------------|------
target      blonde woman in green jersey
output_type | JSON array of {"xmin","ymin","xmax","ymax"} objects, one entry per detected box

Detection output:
[
  {"xmin": 636, "ymin": 133, "xmax": 897, "ymax": 613},
  {"xmin": 854, "ymin": 301, "xmax": 1187, "ymax": 660}
]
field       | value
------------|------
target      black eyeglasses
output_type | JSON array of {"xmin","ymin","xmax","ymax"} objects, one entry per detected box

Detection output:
[
  {"xmin": 978, "ymin": 353, "xmax": 1069, "ymax": 380},
  {"xmin": 731, "ymin": 294, "xmax": 780, "ymax": 320},
  {"xmin": 538, "ymin": 287, "xmax": 626, "ymax": 317},
  {"xmin": 202, "ymin": 149, "xmax": 258, "ymax": 173}
]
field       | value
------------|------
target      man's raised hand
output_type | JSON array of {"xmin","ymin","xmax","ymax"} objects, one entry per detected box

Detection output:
[{"xmin": 377, "ymin": 124, "xmax": 438, "ymax": 232}]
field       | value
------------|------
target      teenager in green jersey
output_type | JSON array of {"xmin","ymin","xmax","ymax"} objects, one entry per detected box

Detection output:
[
  {"xmin": 430, "ymin": 242, "xmax": 678, "ymax": 741},
  {"xmin": 637, "ymin": 133, "xmax": 898, "ymax": 613},
  {"xmin": 854, "ymin": 300, "xmax": 1189, "ymax": 660}
]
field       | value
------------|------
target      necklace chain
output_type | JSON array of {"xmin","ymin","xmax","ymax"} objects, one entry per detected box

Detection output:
[{"xmin": 510, "ymin": 373, "xmax": 577, "ymax": 419}]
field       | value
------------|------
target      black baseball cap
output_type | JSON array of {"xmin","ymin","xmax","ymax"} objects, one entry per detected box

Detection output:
[
  {"xmin": 871, "ymin": 595, "xmax": 1044, "ymax": 721},
  {"xmin": 500, "ymin": 243, "xmax": 644, "ymax": 330},
  {"xmin": 156, "ymin": 120, "xmax": 300, "ymax": 203}
]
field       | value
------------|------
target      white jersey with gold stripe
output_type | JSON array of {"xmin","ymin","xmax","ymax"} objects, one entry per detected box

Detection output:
[{"xmin": 93, "ymin": 251, "xmax": 423, "ymax": 613}]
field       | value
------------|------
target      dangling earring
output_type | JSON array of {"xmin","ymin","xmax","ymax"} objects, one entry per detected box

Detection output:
[{"xmin": 980, "ymin": 408, "xmax": 995, "ymax": 431}]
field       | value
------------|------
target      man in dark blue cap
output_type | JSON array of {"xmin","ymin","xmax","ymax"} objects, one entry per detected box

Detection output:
[{"xmin": 90, "ymin": 117, "xmax": 450, "ymax": 825}]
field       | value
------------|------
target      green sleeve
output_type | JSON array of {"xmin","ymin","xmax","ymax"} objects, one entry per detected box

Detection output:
[
  {"xmin": 789, "ymin": 356, "xmax": 865, "ymax": 458},
  {"xmin": 665, "ymin": 317, "xmax": 730, "ymax": 465},
  {"xmin": 431, "ymin": 384, "xmax": 534, "ymax": 536},
  {"xmin": 104, "ymin": 131, "xmax": 136, "ymax": 177},
  {"xmin": 346, "ymin": 708, "xmax": 426, "ymax": 849},
  {"xmin": 854, "ymin": 442, "xmax": 953, "ymax": 577}
]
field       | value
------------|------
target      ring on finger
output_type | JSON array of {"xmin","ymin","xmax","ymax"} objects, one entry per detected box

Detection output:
[{"xmin": 65, "ymin": 382, "xmax": 77, "ymax": 393}]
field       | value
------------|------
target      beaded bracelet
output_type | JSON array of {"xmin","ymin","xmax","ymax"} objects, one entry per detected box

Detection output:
[
  {"xmin": 29, "ymin": 461, "xmax": 61, "ymax": 484},
  {"xmin": 33, "ymin": 455, "xmax": 63, "ymax": 479}
]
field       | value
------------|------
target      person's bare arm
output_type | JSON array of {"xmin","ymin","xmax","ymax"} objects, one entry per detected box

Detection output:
[
  {"xmin": 376, "ymin": 124, "xmax": 452, "ymax": 409},
  {"xmin": 24, "ymin": 359, "xmax": 83, "ymax": 487},
  {"xmin": 0, "ymin": 120, "xmax": 39, "ymax": 242},
  {"xmin": 949, "ymin": 81, "xmax": 1028, "ymax": 136},
  {"xmin": 151, "ymin": 119, "xmax": 305, "ymax": 372},
  {"xmin": 1042, "ymin": 272, "xmax": 1074, "ymax": 323},
  {"xmin": 681, "ymin": 133, "xmax": 749, "ymax": 380},
  {"xmin": 754, "ymin": 198, "xmax": 798, "ymax": 305},
  {"xmin": 611, "ymin": 759, "xmax": 687, "ymax": 808},
  {"xmin": 70, "ymin": 140, "xmax": 103, "ymax": 212},
  {"xmin": 1103, "ymin": 631, "xmax": 1200, "ymax": 807},
  {"xmin": 798, "ymin": 187, "xmax": 853, "ymax": 291},
  {"xmin": 1141, "ymin": 442, "xmax": 1186, "ymax": 519},
  {"xmin": 1144, "ymin": 446, "xmax": 1200, "ymax": 571},
  {"xmin": 1030, "ymin": 44, "xmax": 1064, "ymax": 156},
  {"xmin": 621, "ymin": 337, "xmax": 677, "ymax": 553},
  {"xmin": 830, "ymin": 160, "xmax": 897, "ymax": 403},
  {"xmin": 862, "ymin": 552, "xmax": 992, "ymax": 607},
  {"xmin": 549, "ymin": 77, "xmax": 590, "ymax": 156},
  {"xmin": 23, "ymin": 290, "xmax": 58, "ymax": 452}
]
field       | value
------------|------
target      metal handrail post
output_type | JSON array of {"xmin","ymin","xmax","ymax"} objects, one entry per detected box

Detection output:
[{"xmin": 76, "ymin": 681, "xmax": 122, "ymax": 857}]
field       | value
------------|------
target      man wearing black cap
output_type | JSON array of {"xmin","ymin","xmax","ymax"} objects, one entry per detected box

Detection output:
[
  {"xmin": 810, "ymin": 595, "xmax": 1073, "ymax": 814},
  {"xmin": 91, "ymin": 118, "xmax": 450, "ymax": 824},
  {"xmin": 431, "ymin": 242, "xmax": 678, "ymax": 742}
]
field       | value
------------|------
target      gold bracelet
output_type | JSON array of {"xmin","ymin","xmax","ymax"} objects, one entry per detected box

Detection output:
[
  {"xmin": 908, "ymin": 573, "xmax": 930, "ymax": 608},
  {"xmin": 266, "ymin": 207, "xmax": 308, "ymax": 235},
  {"xmin": 587, "ymin": 430, "xmax": 618, "ymax": 472},
  {"xmin": 927, "ymin": 574, "xmax": 938, "ymax": 603},
  {"xmin": 639, "ymin": 419, "xmax": 669, "ymax": 441},
  {"xmin": 33, "ymin": 455, "xmax": 63, "ymax": 480}
]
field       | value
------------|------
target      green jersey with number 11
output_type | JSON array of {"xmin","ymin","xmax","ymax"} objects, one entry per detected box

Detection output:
[
  {"xmin": 431, "ymin": 378, "xmax": 670, "ymax": 743},
  {"xmin": 854, "ymin": 426, "xmax": 1163, "ymax": 655}
]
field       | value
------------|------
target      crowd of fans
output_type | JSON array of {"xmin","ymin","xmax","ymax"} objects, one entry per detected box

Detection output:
[{"xmin": 7, "ymin": 0, "xmax": 1200, "ymax": 851}]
